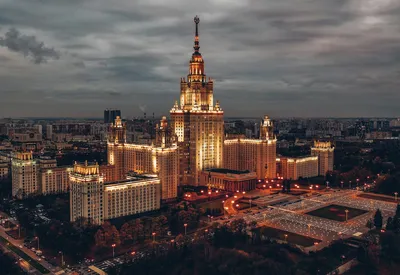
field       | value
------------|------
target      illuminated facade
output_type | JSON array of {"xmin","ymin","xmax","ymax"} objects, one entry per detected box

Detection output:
[
  {"xmin": 311, "ymin": 141, "xmax": 334, "ymax": 176},
  {"xmin": 12, "ymin": 153, "xmax": 72, "ymax": 198},
  {"xmin": 69, "ymin": 161, "xmax": 161, "ymax": 224},
  {"xmin": 276, "ymin": 156, "xmax": 319, "ymax": 180},
  {"xmin": 104, "ymin": 175, "xmax": 160, "ymax": 220},
  {"xmin": 70, "ymin": 161, "xmax": 104, "ymax": 225},
  {"xmin": 224, "ymin": 116, "xmax": 277, "ymax": 180},
  {"xmin": 38, "ymin": 157, "xmax": 71, "ymax": 195},
  {"xmin": 11, "ymin": 152, "xmax": 38, "ymax": 198},
  {"xmin": 107, "ymin": 116, "xmax": 179, "ymax": 201},
  {"xmin": 170, "ymin": 16, "xmax": 224, "ymax": 186},
  {"xmin": 199, "ymin": 169, "xmax": 257, "ymax": 192}
]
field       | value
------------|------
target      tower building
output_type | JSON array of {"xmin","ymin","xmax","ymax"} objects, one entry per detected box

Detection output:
[
  {"xmin": 11, "ymin": 152, "xmax": 38, "ymax": 198},
  {"xmin": 224, "ymin": 116, "xmax": 277, "ymax": 180},
  {"xmin": 70, "ymin": 161, "xmax": 104, "ymax": 225},
  {"xmin": 311, "ymin": 140, "xmax": 334, "ymax": 176},
  {"xmin": 170, "ymin": 16, "xmax": 224, "ymax": 186}
]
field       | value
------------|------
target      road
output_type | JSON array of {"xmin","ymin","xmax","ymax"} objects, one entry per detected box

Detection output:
[{"xmin": 0, "ymin": 214, "xmax": 63, "ymax": 275}]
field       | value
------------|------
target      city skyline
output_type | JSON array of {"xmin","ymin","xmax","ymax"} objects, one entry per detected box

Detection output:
[{"xmin": 1, "ymin": 0, "xmax": 400, "ymax": 118}]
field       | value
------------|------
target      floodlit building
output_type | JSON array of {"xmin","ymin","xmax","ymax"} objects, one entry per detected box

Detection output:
[
  {"xmin": 12, "ymin": 153, "xmax": 72, "ymax": 198},
  {"xmin": 107, "ymin": 116, "xmax": 179, "ymax": 201},
  {"xmin": 104, "ymin": 175, "xmax": 160, "ymax": 220},
  {"xmin": 276, "ymin": 156, "xmax": 319, "ymax": 180},
  {"xmin": 11, "ymin": 152, "xmax": 39, "ymax": 198},
  {"xmin": 70, "ymin": 161, "xmax": 104, "ymax": 225},
  {"xmin": 311, "ymin": 141, "xmax": 334, "ymax": 176},
  {"xmin": 38, "ymin": 157, "xmax": 72, "ymax": 195},
  {"xmin": 70, "ymin": 161, "xmax": 161, "ymax": 224},
  {"xmin": 224, "ymin": 116, "xmax": 277, "ymax": 180},
  {"xmin": 170, "ymin": 16, "xmax": 224, "ymax": 186},
  {"xmin": 199, "ymin": 168, "xmax": 257, "ymax": 192}
]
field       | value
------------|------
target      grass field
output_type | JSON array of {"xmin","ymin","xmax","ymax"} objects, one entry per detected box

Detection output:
[
  {"xmin": 306, "ymin": 204, "xmax": 368, "ymax": 222},
  {"xmin": 260, "ymin": 226, "xmax": 321, "ymax": 247},
  {"xmin": 0, "ymin": 235, "xmax": 50, "ymax": 274}
]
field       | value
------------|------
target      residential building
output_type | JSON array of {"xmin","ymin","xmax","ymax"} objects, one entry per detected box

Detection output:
[{"xmin": 311, "ymin": 141, "xmax": 334, "ymax": 176}]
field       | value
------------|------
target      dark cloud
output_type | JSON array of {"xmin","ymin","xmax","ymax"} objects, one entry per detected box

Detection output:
[
  {"xmin": 0, "ymin": 0, "xmax": 399, "ymax": 117},
  {"xmin": 0, "ymin": 28, "xmax": 59, "ymax": 64}
]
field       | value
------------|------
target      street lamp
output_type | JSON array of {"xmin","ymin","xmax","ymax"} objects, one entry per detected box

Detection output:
[
  {"xmin": 394, "ymin": 192, "xmax": 398, "ymax": 201},
  {"xmin": 341, "ymin": 181, "xmax": 344, "ymax": 189},
  {"xmin": 59, "ymin": 251, "xmax": 64, "ymax": 266},
  {"xmin": 263, "ymin": 213, "xmax": 266, "ymax": 222},
  {"xmin": 307, "ymin": 224, "xmax": 311, "ymax": 236},
  {"xmin": 345, "ymin": 209, "xmax": 349, "ymax": 222},
  {"xmin": 152, "ymin": 232, "xmax": 156, "ymax": 243},
  {"xmin": 284, "ymin": 234, "xmax": 288, "ymax": 242},
  {"xmin": 35, "ymin": 237, "xmax": 40, "ymax": 250},
  {"xmin": 314, "ymin": 242, "xmax": 319, "ymax": 252},
  {"xmin": 17, "ymin": 225, "xmax": 21, "ymax": 238},
  {"xmin": 184, "ymin": 223, "xmax": 188, "ymax": 235},
  {"xmin": 111, "ymin": 244, "xmax": 116, "ymax": 258}
]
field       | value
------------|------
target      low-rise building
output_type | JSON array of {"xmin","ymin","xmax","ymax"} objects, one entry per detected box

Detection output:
[
  {"xmin": 276, "ymin": 156, "xmax": 319, "ymax": 180},
  {"xmin": 199, "ymin": 168, "xmax": 258, "ymax": 192}
]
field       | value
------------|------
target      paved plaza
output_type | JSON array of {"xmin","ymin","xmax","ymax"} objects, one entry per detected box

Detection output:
[{"xmin": 219, "ymin": 190, "xmax": 397, "ymax": 248}]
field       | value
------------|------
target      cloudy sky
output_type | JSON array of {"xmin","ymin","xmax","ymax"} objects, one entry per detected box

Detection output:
[{"xmin": 0, "ymin": 0, "xmax": 399, "ymax": 118}]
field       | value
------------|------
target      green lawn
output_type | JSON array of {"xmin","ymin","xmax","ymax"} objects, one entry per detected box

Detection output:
[
  {"xmin": 306, "ymin": 204, "xmax": 368, "ymax": 222},
  {"xmin": 0, "ymin": 235, "xmax": 50, "ymax": 274},
  {"xmin": 260, "ymin": 226, "xmax": 321, "ymax": 247}
]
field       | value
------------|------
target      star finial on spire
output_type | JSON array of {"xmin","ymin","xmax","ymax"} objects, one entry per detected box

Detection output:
[{"xmin": 193, "ymin": 15, "xmax": 200, "ymax": 53}]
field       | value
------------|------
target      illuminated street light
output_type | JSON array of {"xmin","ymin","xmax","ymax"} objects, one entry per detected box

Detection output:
[
  {"xmin": 395, "ymin": 192, "xmax": 398, "ymax": 201},
  {"xmin": 152, "ymin": 232, "xmax": 156, "ymax": 242},
  {"xmin": 345, "ymin": 209, "xmax": 349, "ymax": 222},
  {"xmin": 184, "ymin": 223, "xmax": 188, "ymax": 235},
  {"xmin": 111, "ymin": 244, "xmax": 116, "ymax": 258},
  {"xmin": 284, "ymin": 234, "xmax": 288, "ymax": 242}
]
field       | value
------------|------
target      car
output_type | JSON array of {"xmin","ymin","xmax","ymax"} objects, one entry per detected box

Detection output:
[{"xmin": 18, "ymin": 245, "xmax": 22, "ymax": 248}]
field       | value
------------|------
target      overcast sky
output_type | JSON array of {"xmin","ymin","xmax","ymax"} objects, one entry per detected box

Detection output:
[{"xmin": 0, "ymin": 0, "xmax": 399, "ymax": 118}]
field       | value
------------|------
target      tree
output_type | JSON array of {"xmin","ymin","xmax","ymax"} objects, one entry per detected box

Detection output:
[
  {"xmin": 229, "ymin": 218, "xmax": 247, "ymax": 235},
  {"xmin": 373, "ymin": 209, "xmax": 383, "ymax": 229},
  {"xmin": 95, "ymin": 221, "xmax": 121, "ymax": 247},
  {"xmin": 152, "ymin": 215, "xmax": 168, "ymax": 236},
  {"xmin": 366, "ymin": 219, "xmax": 374, "ymax": 230},
  {"xmin": 386, "ymin": 217, "xmax": 393, "ymax": 231},
  {"xmin": 120, "ymin": 222, "xmax": 133, "ymax": 244}
]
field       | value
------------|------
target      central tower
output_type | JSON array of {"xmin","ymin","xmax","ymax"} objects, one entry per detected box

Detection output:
[{"xmin": 170, "ymin": 16, "xmax": 224, "ymax": 186}]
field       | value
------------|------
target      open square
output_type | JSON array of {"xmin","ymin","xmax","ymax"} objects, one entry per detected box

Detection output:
[{"xmin": 306, "ymin": 204, "xmax": 368, "ymax": 222}]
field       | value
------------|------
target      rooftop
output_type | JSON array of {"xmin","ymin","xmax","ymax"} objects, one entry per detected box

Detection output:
[{"xmin": 207, "ymin": 168, "xmax": 251, "ymax": 175}]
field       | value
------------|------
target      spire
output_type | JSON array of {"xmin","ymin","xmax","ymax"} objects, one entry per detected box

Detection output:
[{"xmin": 193, "ymin": 15, "xmax": 200, "ymax": 53}]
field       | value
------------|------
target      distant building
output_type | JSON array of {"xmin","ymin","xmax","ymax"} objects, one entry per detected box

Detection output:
[
  {"xmin": 199, "ymin": 168, "xmax": 257, "ymax": 192},
  {"xmin": 311, "ymin": 141, "xmax": 334, "ymax": 176},
  {"xmin": 38, "ymin": 157, "xmax": 72, "ymax": 195},
  {"xmin": 104, "ymin": 109, "xmax": 121, "ymax": 124},
  {"xmin": 69, "ymin": 161, "xmax": 161, "ymax": 225},
  {"xmin": 276, "ymin": 156, "xmax": 319, "ymax": 180},
  {"xmin": 12, "ymin": 152, "xmax": 72, "ymax": 198},
  {"xmin": 224, "ymin": 116, "xmax": 277, "ymax": 180}
]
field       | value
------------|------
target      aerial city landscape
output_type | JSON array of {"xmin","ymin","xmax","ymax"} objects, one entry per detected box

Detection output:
[{"xmin": 1, "ymin": 1, "xmax": 400, "ymax": 275}]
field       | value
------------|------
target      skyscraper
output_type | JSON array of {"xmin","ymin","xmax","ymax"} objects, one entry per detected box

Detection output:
[
  {"xmin": 170, "ymin": 16, "xmax": 224, "ymax": 186},
  {"xmin": 104, "ymin": 109, "xmax": 121, "ymax": 124}
]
